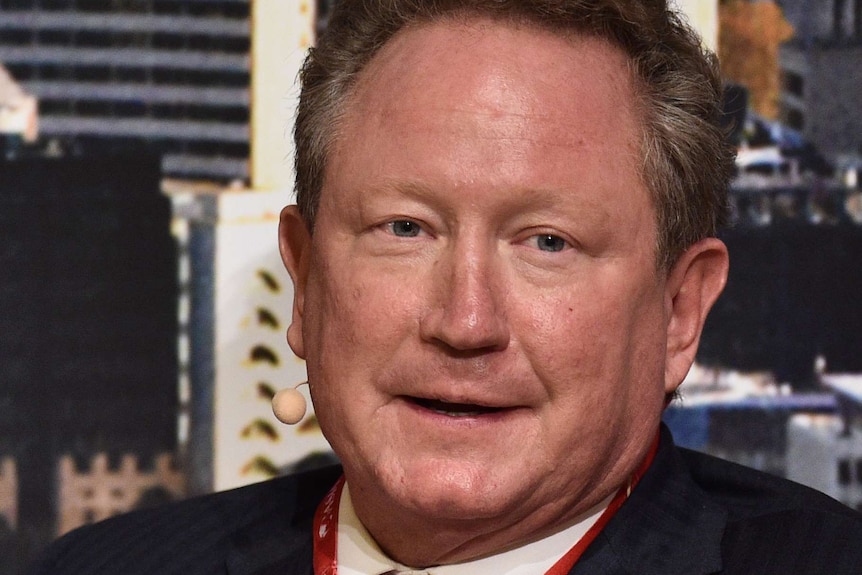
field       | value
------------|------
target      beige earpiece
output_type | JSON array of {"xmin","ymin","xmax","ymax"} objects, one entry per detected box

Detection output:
[{"xmin": 272, "ymin": 381, "xmax": 308, "ymax": 425}]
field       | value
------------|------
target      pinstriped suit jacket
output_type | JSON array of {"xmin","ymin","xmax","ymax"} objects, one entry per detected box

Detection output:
[{"xmin": 29, "ymin": 426, "xmax": 862, "ymax": 574}]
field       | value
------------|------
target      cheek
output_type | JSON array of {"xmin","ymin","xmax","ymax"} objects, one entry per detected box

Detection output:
[
  {"xmin": 302, "ymin": 259, "xmax": 422, "ymax": 399},
  {"xmin": 528, "ymin": 290, "xmax": 667, "ymax": 468},
  {"xmin": 525, "ymin": 288, "xmax": 624, "ymax": 364},
  {"xmin": 304, "ymin": 260, "xmax": 405, "ymax": 349},
  {"xmin": 523, "ymin": 278, "xmax": 666, "ymax": 399}
]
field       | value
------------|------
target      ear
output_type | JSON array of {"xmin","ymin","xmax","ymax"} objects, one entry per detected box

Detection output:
[
  {"xmin": 663, "ymin": 238, "xmax": 729, "ymax": 395},
  {"xmin": 279, "ymin": 205, "xmax": 312, "ymax": 360}
]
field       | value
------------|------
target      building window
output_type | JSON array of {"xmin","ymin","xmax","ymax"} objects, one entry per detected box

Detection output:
[
  {"xmin": 855, "ymin": 0, "xmax": 862, "ymax": 37},
  {"xmin": 784, "ymin": 72, "xmax": 804, "ymax": 98},
  {"xmin": 786, "ymin": 108, "xmax": 805, "ymax": 131},
  {"xmin": 835, "ymin": 0, "xmax": 846, "ymax": 38},
  {"xmin": 316, "ymin": 0, "xmax": 339, "ymax": 38},
  {"xmin": 838, "ymin": 458, "xmax": 852, "ymax": 485}
]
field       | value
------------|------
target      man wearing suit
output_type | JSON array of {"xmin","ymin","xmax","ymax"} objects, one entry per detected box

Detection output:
[{"xmin": 31, "ymin": 0, "xmax": 862, "ymax": 573}]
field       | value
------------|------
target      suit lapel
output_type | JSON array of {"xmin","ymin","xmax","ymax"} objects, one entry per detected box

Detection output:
[
  {"xmin": 220, "ymin": 432, "xmax": 725, "ymax": 575},
  {"xmin": 225, "ymin": 466, "xmax": 343, "ymax": 575},
  {"xmin": 226, "ymin": 522, "xmax": 313, "ymax": 575},
  {"xmin": 569, "ymin": 426, "xmax": 727, "ymax": 575}
]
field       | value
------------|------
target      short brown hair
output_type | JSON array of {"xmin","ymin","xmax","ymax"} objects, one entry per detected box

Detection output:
[{"xmin": 294, "ymin": 0, "xmax": 734, "ymax": 268}]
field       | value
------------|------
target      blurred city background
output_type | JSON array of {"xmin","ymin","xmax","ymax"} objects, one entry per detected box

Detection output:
[{"xmin": 1, "ymin": 0, "xmax": 862, "ymax": 573}]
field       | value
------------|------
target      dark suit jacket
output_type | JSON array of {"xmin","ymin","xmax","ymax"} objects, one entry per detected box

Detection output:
[{"xmin": 29, "ymin": 426, "xmax": 862, "ymax": 574}]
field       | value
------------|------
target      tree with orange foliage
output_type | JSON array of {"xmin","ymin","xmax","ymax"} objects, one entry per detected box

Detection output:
[{"xmin": 719, "ymin": 0, "xmax": 794, "ymax": 120}]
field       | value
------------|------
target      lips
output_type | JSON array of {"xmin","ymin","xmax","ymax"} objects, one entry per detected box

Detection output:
[{"xmin": 409, "ymin": 397, "xmax": 505, "ymax": 417}]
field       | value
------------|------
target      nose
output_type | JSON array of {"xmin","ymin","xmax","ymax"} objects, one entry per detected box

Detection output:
[{"xmin": 419, "ymin": 243, "xmax": 510, "ymax": 354}]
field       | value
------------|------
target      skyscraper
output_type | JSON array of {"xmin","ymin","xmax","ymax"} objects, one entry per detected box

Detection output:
[
  {"xmin": 0, "ymin": 150, "xmax": 178, "ymax": 558},
  {"xmin": 0, "ymin": 0, "xmax": 251, "ymax": 183}
]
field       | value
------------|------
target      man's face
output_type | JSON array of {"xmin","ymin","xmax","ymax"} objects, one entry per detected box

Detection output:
[{"xmin": 282, "ymin": 19, "xmax": 715, "ymax": 562}]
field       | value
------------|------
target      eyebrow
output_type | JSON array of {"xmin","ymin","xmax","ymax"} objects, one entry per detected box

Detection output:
[{"xmin": 360, "ymin": 177, "xmax": 615, "ymax": 225}]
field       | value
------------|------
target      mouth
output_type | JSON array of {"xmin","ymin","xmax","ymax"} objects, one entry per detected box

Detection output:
[{"xmin": 408, "ymin": 397, "xmax": 505, "ymax": 417}]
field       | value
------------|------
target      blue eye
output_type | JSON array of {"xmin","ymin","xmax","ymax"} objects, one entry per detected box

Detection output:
[
  {"xmin": 535, "ymin": 234, "xmax": 566, "ymax": 252},
  {"xmin": 388, "ymin": 220, "xmax": 422, "ymax": 237}
]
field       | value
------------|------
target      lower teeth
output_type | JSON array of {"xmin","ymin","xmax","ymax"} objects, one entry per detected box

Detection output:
[
  {"xmin": 433, "ymin": 409, "xmax": 482, "ymax": 417},
  {"xmin": 412, "ymin": 397, "xmax": 501, "ymax": 416}
]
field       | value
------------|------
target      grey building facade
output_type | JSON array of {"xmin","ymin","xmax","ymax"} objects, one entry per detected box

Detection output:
[
  {"xmin": 778, "ymin": 0, "xmax": 862, "ymax": 162},
  {"xmin": 0, "ymin": 0, "xmax": 251, "ymax": 183}
]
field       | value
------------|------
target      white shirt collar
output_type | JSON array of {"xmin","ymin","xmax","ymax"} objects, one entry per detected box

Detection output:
[{"xmin": 337, "ymin": 483, "xmax": 611, "ymax": 575}]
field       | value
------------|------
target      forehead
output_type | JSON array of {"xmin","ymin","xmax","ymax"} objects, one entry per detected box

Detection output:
[
  {"xmin": 325, "ymin": 17, "xmax": 647, "ymax": 219},
  {"xmin": 347, "ymin": 17, "xmax": 640, "ymax": 128}
]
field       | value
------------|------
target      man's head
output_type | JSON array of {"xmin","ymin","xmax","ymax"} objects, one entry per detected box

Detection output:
[
  {"xmin": 294, "ymin": 0, "xmax": 734, "ymax": 269},
  {"xmin": 280, "ymin": 0, "xmax": 731, "ymax": 566}
]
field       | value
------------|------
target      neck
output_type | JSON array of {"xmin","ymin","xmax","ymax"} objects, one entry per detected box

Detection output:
[
  {"xmin": 348, "ymin": 478, "xmax": 619, "ymax": 567},
  {"xmin": 345, "ymin": 433, "xmax": 660, "ymax": 567}
]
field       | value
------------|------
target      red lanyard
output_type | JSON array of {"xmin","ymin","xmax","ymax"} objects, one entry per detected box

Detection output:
[
  {"xmin": 544, "ymin": 435, "xmax": 658, "ymax": 575},
  {"xmin": 313, "ymin": 475, "xmax": 345, "ymax": 575},
  {"xmin": 313, "ymin": 435, "xmax": 658, "ymax": 575}
]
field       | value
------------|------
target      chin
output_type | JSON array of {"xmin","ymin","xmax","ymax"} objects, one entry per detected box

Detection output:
[{"xmin": 382, "ymin": 457, "xmax": 525, "ymax": 521}]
